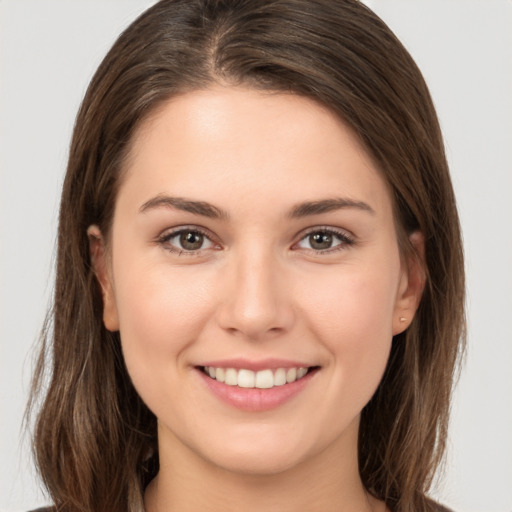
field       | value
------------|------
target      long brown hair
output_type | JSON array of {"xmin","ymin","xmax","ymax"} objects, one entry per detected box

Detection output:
[{"xmin": 28, "ymin": 1, "xmax": 465, "ymax": 511}]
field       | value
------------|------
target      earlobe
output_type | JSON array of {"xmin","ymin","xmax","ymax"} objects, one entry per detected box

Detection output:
[
  {"xmin": 87, "ymin": 225, "xmax": 120, "ymax": 332},
  {"xmin": 392, "ymin": 231, "xmax": 426, "ymax": 335}
]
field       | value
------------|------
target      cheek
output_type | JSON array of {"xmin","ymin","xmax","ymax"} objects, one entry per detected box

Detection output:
[
  {"xmin": 112, "ymin": 259, "xmax": 213, "ymax": 381},
  {"xmin": 301, "ymin": 264, "xmax": 398, "ymax": 333},
  {"xmin": 297, "ymin": 260, "xmax": 399, "ymax": 379}
]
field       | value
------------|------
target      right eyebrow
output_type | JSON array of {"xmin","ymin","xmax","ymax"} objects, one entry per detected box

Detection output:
[{"xmin": 139, "ymin": 195, "xmax": 229, "ymax": 220}]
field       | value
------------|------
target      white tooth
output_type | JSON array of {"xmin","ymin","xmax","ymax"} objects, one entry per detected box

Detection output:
[
  {"xmin": 255, "ymin": 369, "xmax": 274, "ymax": 389},
  {"xmin": 216, "ymin": 367, "xmax": 225, "ymax": 383},
  {"xmin": 225, "ymin": 368, "xmax": 237, "ymax": 386},
  {"xmin": 208, "ymin": 366, "xmax": 216, "ymax": 378},
  {"xmin": 297, "ymin": 367, "xmax": 308, "ymax": 379},
  {"xmin": 286, "ymin": 367, "xmax": 297, "ymax": 383},
  {"xmin": 274, "ymin": 368, "xmax": 287, "ymax": 386},
  {"xmin": 237, "ymin": 369, "xmax": 255, "ymax": 388}
]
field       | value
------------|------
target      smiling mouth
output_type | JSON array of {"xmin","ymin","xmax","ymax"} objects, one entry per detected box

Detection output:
[{"xmin": 200, "ymin": 366, "xmax": 319, "ymax": 389}]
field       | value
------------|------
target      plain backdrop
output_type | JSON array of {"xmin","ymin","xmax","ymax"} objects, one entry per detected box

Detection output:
[{"xmin": 1, "ymin": 1, "xmax": 511, "ymax": 511}]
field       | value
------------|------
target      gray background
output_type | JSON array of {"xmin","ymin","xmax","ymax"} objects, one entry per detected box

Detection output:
[{"xmin": 1, "ymin": 1, "xmax": 511, "ymax": 511}]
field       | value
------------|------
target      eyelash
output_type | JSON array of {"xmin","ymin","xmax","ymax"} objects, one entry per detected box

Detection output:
[
  {"xmin": 156, "ymin": 226, "xmax": 355, "ymax": 256},
  {"xmin": 295, "ymin": 226, "xmax": 355, "ymax": 254},
  {"xmin": 156, "ymin": 226, "xmax": 218, "ymax": 256}
]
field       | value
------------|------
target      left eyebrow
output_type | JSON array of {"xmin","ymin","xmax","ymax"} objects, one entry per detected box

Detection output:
[{"xmin": 289, "ymin": 198, "xmax": 375, "ymax": 218}]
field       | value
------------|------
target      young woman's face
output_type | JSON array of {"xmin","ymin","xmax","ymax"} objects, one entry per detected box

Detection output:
[{"xmin": 91, "ymin": 86, "xmax": 420, "ymax": 476}]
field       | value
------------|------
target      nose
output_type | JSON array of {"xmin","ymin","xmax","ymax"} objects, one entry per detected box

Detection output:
[{"xmin": 215, "ymin": 247, "xmax": 295, "ymax": 340}]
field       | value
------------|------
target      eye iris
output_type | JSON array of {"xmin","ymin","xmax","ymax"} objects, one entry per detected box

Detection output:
[
  {"xmin": 310, "ymin": 232, "xmax": 332, "ymax": 250},
  {"xmin": 180, "ymin": 231, "xmax": 203, "ymax": 250}
]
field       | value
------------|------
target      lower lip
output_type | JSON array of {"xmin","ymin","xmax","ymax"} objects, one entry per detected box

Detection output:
[{"xmin": 197, "ymin": 368, "xmax": 317, "ymax": 412}]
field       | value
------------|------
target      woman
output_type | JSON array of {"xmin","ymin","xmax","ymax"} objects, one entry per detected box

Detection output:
[{"xmin": 28, "ymin": 1, "xmax": 465, "ymax": 511}]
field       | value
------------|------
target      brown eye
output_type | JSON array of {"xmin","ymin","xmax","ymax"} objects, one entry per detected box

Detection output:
[
  {"xmin": 309, "ymin": 232, "xmax": 333, "ymax": 250},
  {"xmin": 160, "ymin": 228, "xmax": 215, "ymax": 253},
  {"xmin": 180, "ymin": 231, "xmax": 204, "ymax": 250},
  {"xmin": 296, "ymin": 228, "xmax": 354, "ymax": 253}
]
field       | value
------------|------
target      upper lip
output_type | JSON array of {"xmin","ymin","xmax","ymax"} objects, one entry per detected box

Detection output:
[{"xmin": 197, "ymin": 358, "xmax": 316, "ymax": 372}]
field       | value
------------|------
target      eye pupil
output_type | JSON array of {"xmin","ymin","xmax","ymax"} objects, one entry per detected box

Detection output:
[
  {"xmin": 310, "ymin": 232, "xmax": 332, "ymax": 250},
  {"xmin": 180, "ymin": 231, "xmax": 203, "ymax": 250}
]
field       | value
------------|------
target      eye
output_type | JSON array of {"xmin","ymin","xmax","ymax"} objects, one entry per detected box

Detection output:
[
  {"xmin": 295, "ymin": 228, "xmax": 354, "ymax": 253},
  {"xmin": 158, "ymin": 227, "xmax": 216, "ymax": 254}
]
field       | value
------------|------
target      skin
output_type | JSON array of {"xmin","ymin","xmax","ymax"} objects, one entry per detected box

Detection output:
[{"xmin": 89, "ymin": 86, "xmax": 424, "ymax": 512}]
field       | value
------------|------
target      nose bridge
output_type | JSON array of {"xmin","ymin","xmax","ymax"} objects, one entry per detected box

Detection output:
[{"xmin": 217, "ymin": 242, "xmax": 293, "ymax": 339}]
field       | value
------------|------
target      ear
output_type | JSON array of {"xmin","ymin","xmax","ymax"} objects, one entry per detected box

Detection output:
[
  {"xmin": 87, "ymin": 225, "xmax": 119, "ymax": 332},
  {"xmin": 392, "ymin": 231, "xmax": 426, "ymax": 335}
]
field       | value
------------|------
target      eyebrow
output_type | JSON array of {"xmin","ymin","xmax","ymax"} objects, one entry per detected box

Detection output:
[
  {"xmin": 289, "ymin": 198, "xmax": 375, "ymax": 218},
  {"xmin": 139, "ymin": 195, "xmax": 229, "ymax": 219},
  {"xmin": 139, "ymin": 195, "xmax": 374, "ymax": 219}
]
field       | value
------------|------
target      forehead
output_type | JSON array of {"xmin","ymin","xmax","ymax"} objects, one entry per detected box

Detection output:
[{"xmin": 119, "ymin": 86, "xmax": 393, "ymax": 220}]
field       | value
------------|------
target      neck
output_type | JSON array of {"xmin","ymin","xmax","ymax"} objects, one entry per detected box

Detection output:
[{"xmin": 144, "ymin": 419, "xmax": 385, "ymax": 512}]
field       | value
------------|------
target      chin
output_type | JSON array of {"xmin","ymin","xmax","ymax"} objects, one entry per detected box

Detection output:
[
  {"xmin": 184, "ymin": 418, "xmax": 352, "ymax": 478},
  {"xmin": 204, "ymin": 443, "xmax": 310, "ymax": 476}
]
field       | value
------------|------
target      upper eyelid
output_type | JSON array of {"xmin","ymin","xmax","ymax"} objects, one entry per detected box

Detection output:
[
  {"xmin": 294, "ymin": 225, "xmax": 354, "ymax": 241},
  {"xmin": 158, "ymin": 225, "xmax": 217, "ymax": 241}
]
